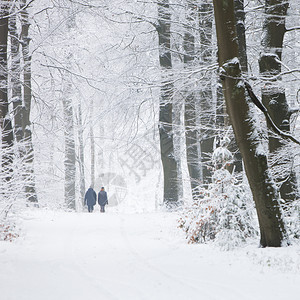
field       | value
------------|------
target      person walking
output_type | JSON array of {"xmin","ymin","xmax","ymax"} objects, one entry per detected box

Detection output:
[
  {"xmin": 98, "ymin": 187, "xmax": 108, "ymax": 213},
  {"xmin": 84, "ymin": 186, "xmax": 97, "ymax": 213}
]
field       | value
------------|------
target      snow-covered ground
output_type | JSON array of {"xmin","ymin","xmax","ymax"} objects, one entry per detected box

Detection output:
[{"xmin": 0, "ymin": 208, "xmax": 299, "ymax": 300}]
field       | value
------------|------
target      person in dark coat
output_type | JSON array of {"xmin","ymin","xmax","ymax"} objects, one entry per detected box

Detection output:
[
  {"xmin": 84, "ymin": 186, "xmax": 97, "ymax": 213},
  {"xmin": 98, "ymin": 187, "xmax": 108, "ymax": 213}
]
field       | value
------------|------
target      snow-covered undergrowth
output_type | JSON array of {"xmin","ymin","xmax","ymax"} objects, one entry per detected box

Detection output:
[
  {"xmin": 0, "ymin": 148, "xmax": 29, "ymax": 242},
  {"xmin": 179, "ymin": 168, "xmax": 259, "ymax": 250}
]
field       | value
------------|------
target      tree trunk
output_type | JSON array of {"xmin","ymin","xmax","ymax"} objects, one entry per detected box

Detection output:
[
  {"xmin": 259, "ymin": 0, "xmax": 298, "ymax": 203},
  {"xmin": 62, "ymin": 6, "xmax": 77, "ymax": 210},
  {"xmin": 9, "ymin": 6, "xmax": 23, "ymax": 143},
  {"xmin": 213, "ymin": 0, "xmax": 288, "ymax": 247},
  {"xmin": 62, "ymin": 76, "xmax": 76, "ymax": 210},
  {"xmin": 234, "ymin": 0, "xmax": 248, "ymax": 73},
  {"xmin": 183, "ymin": 1, "xmax": 201, "ymax": 198},
  {"xmin": 0, "ymin": 2, "xmax": 14, "ymax": 182},
  {"xmin": 20, "ymin": 0, "xmax": 38, "ymax": 203},
  {"xmin": 157, "ymin": 0, "xmax": 179, "ymax": 205},
  {"xmin": 77, "ymin": 101, "xmax": 86, "ymax": 205},
  {"xmin": 198, "ymin": 1, "xmax": 214, "ymax": 186},
  {"xmin": 90, "ymin": 99, "xmax": 95, "ymax": 188}
]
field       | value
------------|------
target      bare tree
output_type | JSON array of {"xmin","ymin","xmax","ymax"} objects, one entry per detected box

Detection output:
[
  {"xmin": 259, "ymin": 0, "xmax": 298, "ymax": 203},
  {"xmin": 198, "ymin": 0, "xmax": 215, "ymax": 185},
  {"xmin": 183, "ymin": 1, "xmax": 201, "ymax": 198},
  {"xmin": 157, "ymin": 0, "xmax": 179, "ymax": 205},
  {"xmin": 9, "ymin": 3, "xmax": 23, "ymax": 144},
  {"xmin": 20, "ymin": 0, "xmax": 38, "ymax": 202},
  {"xmin": 213, "ymin": 0, "xmax": 288, "ymax": 247},
  {"xmin": 90, "ymin": 99, "xmax": 95, "ymax": 188},
  {"xmin": 62, "ymin": 7, "xmax": 77, "ymax": 210},
  {"xmin": 77, "ymin": 101, "xmax": 86, "ymax": 205},
  {"xmin": 0, "ymin": 1, "xmax": 14, "ymax": 182}
]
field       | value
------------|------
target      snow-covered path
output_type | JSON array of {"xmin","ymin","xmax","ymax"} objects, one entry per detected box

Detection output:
[{"xmin": 0, "ymin": 210, "xmax": 299, "ymax": 300}]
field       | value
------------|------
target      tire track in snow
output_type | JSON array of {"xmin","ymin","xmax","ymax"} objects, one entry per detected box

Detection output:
[
  {"xmin": 119, "ymin": 215, "xmax": 254, "ymax": 300},
  {"xmin": 69, "ymin": 214, "xmax": 120, "ymax": 300},
  {"xmin": 118, "ymin": 215, "xmax": 211, "ymax": 299},
  {"xmin": 69, "ymin": 213, "xmax": 150, "ymax": 300}
]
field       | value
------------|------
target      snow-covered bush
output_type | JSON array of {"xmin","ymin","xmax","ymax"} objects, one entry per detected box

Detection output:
[
  {"xmin": 179, "ymin": 144, "xmax": 258, "ymax": 249},
  {"xmin": 0, "ymin": 145, "xmax": 28, "ymax": 241}
]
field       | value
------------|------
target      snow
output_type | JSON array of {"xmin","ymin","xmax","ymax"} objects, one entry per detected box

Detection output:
[{"xmin": 1, "ymin": 209, "xmax": 300, "ymax": 300}]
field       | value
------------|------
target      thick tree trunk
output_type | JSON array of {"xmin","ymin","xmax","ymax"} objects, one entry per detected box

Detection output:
[
  {"xmin": 157, "ymin": 0, "xmax": 179, "ymax": 205},
  {"xmin": 9, "ymin": 7, "xmax": 23, "ymax": 143},
  {"xmin": 213, "ymin": 0, "xmax": 288, "ymax": 247},
  {"xmin": 234, "ymin": 0, "xmax": 248, "ymax": 73},
  {"xmin": 259, "ymin": 0, "xmax": 298, "ymax": 203},
  {"xmin": 198, "ymin": 1, "xmax": 214, "ymax": 185},
  {"xmin": 20, "ymin": 0, "xmax": 38, "ymax": 203},
  {"xmin": 183, "ymin": 2, "xmax": 201, "ymax": 198},
  {"xmin": 0, "ymin": 3, "xmax": 14, "ymax": 182}
]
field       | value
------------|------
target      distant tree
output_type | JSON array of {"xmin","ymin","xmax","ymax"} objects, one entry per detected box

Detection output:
[
  {"xmin": 89, "ymin": 99, "xmax": 95, "ymax": 188},
  {"xmin": 183, "ymin": 1, "xmax": 201, "ymax": 198},
  {"xmin": 77, "ymin": 101, "xmax": 86, "ymax": 205},
  {"xmin": 198, "ymin": 0, "xmax": 215, "ymax": 186},
  {"xmin": 63, "ymin": 6, "xmax": 76, "ymax": 210}
]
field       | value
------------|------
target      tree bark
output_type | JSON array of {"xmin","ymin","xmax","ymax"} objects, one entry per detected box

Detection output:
[
  {"xmin": 20, "ymin": 0, "xmax": 38, "ymax": 203},
  {"xmin": 157, "ymin": 0, "xmax": 179, "ymax": 205},
  {"xmin": 259, "ymin": 0, "xmax": 298, "ymax": 203},
  {"xmin": 183, "ymin": 1, "xmax": 201, "ymax": 198},
  {"xmin": 234, "ymin": 0, "xmax": 248, "ymax": 73},
  {"xmin": 213, "ymin": 0, "xmax": 288, "ymax": 247},
  {"xmin": 0, "ymin": 2, "xmax": 14, "ymax": 182},
  {"xmin": 62, "ymin": 74, "xmax": 76, "ymax": 210},
  {"xmin": 77, "ymin": 101, "xmax": 86, "ymax": 205},
  {"xmin": 9, "ymin": 5, "xmax": 23, "ymax": 143},
  {"xmin": 198, "ymin": 1, "xmax": 214, "ymax": 185},
  {"xmin": 90, "ymin": 99, "xmax": 95, "ymax": 188},
  {"xmin": 62, "ymin": 7, "xmax": 77, "ymax": 210}
]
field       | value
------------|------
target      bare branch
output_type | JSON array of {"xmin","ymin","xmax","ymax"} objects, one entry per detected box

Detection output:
[{"xmin": 245, "ymin": 82, "xmax": 300, "ymax": 146}]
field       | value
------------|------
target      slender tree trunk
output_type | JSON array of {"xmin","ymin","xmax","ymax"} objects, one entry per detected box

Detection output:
[
  {"xmin": 77, "ymin": 101, "xmax": 85, "ymax": 205},
  {"xmin": 259, "ymin": 0, "xmax": 298, "ymax": 203},
  {"xmin": 62, "ymin": 75, "xmax": 76, "ymax": 209},
  {"xmin": 20, "ymin": 0, "xmax": 38, "ymax": 203},
  {"xmin": 198, "ymin": 1, "xmax": 214, "ymax": 185},
  {"xmin": 0, "ymin": 2, "xmax": 14, "ymax": 182},
  {"xmin": 90, "ymin": 99, "xmax": 95, "ymax": 188},
  {"xmin": 183, "ymin": 1, "xmax": 201, "ymax": 198},
  {"xmin": 61, "ymin": 6, "xmax": 77, "ymax": 210},
  {"xmin": 173, "ymin": 98, "xmax": 183, "ymax": 199},
  {"xmin": 157, "ymin": 0, "xmax": 179, "ymax": 205},
  {"xmin": 213, "ymin": 0, "xmax": 288, "ymax": 247}
]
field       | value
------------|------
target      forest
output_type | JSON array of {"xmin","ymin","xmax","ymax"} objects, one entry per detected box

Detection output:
[
  {"xmin": 1, "ymin": 1, "xmax": 300, "ymax": 298},
  {"xmin": 0, "ymin": 0, "xmax": 300, "ymax": 249}
]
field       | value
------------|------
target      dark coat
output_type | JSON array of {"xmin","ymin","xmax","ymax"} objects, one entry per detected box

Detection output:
[
  {"xmin": 84, "ymin": 188, "xmax": 97, "ymax": 206},
  {"xmin": 98, "ymin": 190, "xmax": 108, "ymax": 206}
]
